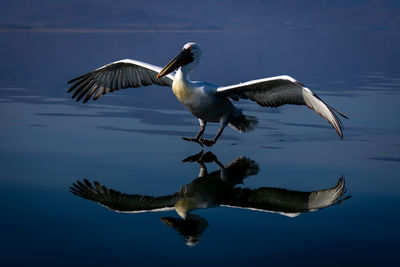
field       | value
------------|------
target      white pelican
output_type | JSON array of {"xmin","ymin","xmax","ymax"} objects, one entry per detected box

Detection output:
[{"xmin": 68, "ymin": 42, "xmax": 347, "ymax": 146}]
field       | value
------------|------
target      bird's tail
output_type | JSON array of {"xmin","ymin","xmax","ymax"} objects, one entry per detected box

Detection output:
[
  {"xmin": 229, "ymin": 114, "xmax": 259, "ymax": 133},
  {"xmin": 225, "ymin": 157, "xmax": 260, "ymax": 178},
  {"xmin": 220, "ymin": 157, "xmax": 260, "ymax": 185}
]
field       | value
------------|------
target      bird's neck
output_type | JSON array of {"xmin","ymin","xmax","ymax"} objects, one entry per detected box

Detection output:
[
  {"xmin": 172, "ymin": 68, "xmax": 195, "ymax": 104},
  {"xmin": 175, "ymin": 68, "xmax": 191, "ymax": 82}
]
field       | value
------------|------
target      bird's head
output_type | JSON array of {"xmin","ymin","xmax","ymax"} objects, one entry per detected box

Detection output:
[
  {"xmin": 174, "ymin": 197, "xmax": 199, "ymax": 220},
  {"xmin": 156, "ymin": 42, "xmax": 202, "ymax": 78}
]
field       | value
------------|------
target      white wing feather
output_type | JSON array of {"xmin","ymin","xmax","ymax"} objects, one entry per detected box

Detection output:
[{"xmin": 216, "ymin": 75, "xmax": 347, "ymax": 139}]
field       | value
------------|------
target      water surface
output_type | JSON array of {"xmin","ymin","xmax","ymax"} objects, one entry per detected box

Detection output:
[{"xmin": 1, "ymin": 30, "xmax": 399, "ymax": 265}]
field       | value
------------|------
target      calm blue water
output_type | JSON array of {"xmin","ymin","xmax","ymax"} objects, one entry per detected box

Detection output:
[{"xmin": 1, "ymin": 30, "xmax": 399, "ymax": 266}]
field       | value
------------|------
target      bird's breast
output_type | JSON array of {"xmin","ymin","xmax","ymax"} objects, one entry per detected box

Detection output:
[
  {"xmin": 172, "ymin": 78, "xmax": 233, "ymax": 122},
  {"xmin": 172, "ymin": 79, "xmax": 195, "ymax": 104}
]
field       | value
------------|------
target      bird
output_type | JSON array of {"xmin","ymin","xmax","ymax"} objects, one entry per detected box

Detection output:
[
  {"xmin": 67, "ymin": 42, "xmax": 348, "ymax": 146},
  {"xmin": 70, "ymin": 151, "xmax": 349, "ymax": 246}
]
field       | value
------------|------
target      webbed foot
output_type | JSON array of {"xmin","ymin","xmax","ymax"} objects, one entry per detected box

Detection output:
[
  {"xmin": 199, "ymin": 138, "xmax": 215, "ymax": 147},
  {"xmin": 182, "ymin": 150, "xmax": 204, "ymax": 162},
  {"xmin": 200, "ymin": 151, "xmax": 218, "ymax": 163},
  {"xmin": 182, "ymin": 137, "xmax": 204, "ymax": 147}
]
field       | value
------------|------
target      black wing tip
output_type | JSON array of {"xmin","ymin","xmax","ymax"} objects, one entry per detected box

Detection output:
[
  {"xmin": 73, "ymin": 95, "xmax": 81, "ymax": 103},
  {"xmin": 75, "ymin": 92, "xmax": 100, "ymax": 103},
  {"xmin": 70, "ymin": 89, "xmax": 94, "ymax": 104},
  {"xmin": 326, "ymin": 103, "xmax": 348, "ymax": 120},
  {"xmin": 69, "ymin": 179, "xmax": 99, "ymax": 198},
  {"xmin": 67, "ymin": 73, "xmax": 90, "ymax": 84},
  {"xmin": 67, "ymin": 78, "xmax": 75, "ymax": 85},
  {"xmin": 334, "ymin": 177, "xmax": 345, "ymax": 191},
  {"xmin": 69, "ymin": 186, "xmax": 77, "ymax": 194},
  {"xmin": 334, "ymin": 108, "xmax": 349, "ymax": 120},
  {"xmin": 341, "ymin": 113, "xmax": 349, "ymax": 119}
]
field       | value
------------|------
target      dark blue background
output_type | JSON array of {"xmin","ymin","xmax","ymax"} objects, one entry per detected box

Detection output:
[{"xmin": 1, "ymin": 1, "xmax": 399, "ymax": 265}]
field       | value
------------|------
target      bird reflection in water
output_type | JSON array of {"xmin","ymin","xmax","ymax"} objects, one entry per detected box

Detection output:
[{"xmin": 70, "ymin": 151, "xmax": 350, "ymax": 246}]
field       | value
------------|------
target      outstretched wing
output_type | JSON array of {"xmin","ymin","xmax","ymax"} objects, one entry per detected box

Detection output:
[
  {"xmin": 70, "ymin": 179, "xmax": 179, "ymax": 213},
  {"xmin": 223, "ymin": 177, "xmax": 348, "ymax": 217},
  {"xmin": 216, "ymin": 75, "xmax": 348, "ymax": 139},
  {"xmin": 67, "ymin": 59, "xmax": 175, "ymax": 103}
]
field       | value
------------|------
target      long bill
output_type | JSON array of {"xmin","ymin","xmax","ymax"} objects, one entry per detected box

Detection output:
[{"xmin": 156, "ymin": 49, "xmax": 194, "ymax": 79}]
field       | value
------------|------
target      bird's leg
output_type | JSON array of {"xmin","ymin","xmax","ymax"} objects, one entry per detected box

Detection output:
[
  {"xmin": 200, "ymin": 116, "xmax": 228, "ymax": 147},
  {"xmin": 200, "ymin": 127, "xmax": 224, "ymax": 147},
  {"xmin": 182, "ymin": 119, "xmax": 206, "ymax": 146},
  {"xmin": 182, "ymin": 125, "xmax": 205, "ymax": 145},
  {"xmin": 198, "ymin": 162, "xmax": 208, "ymax": 177},
  {"xmin": 200, "ymin": 151, "xmax": 225, "ymax": 169},
  {"xmin": 181, "ymin": 150, "xmax": 209, "ymax": 177}
]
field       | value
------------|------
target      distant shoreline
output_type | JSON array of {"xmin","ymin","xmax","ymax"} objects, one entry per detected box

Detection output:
[
  {"xmin": 1, "ymin": 27, "xmax": 399, "ymax": 34},
  {"xmin": 0, "ymin": 27, "xmax": 226, "ymax": 34}
]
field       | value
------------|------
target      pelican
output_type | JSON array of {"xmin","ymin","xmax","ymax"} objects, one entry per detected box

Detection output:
[{"xmin": 67, "ymin": 42, "xmax": 348, "ymax": 146}]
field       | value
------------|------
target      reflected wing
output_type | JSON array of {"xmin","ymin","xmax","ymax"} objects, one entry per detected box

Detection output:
[
  {"xmin": 67, "ymin": 59, "xmax": 174, "ymax": 103},
  {"xmin": 216, "ymin": 75, "xmax": 348, "ymax": 139},
  {"xmin": 70, "ymin": 179, "xmax": 179, "ymax": 213},
  {"xmin": 224, "ymin": 177, "xmax": 347, "ymax": 217}
]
